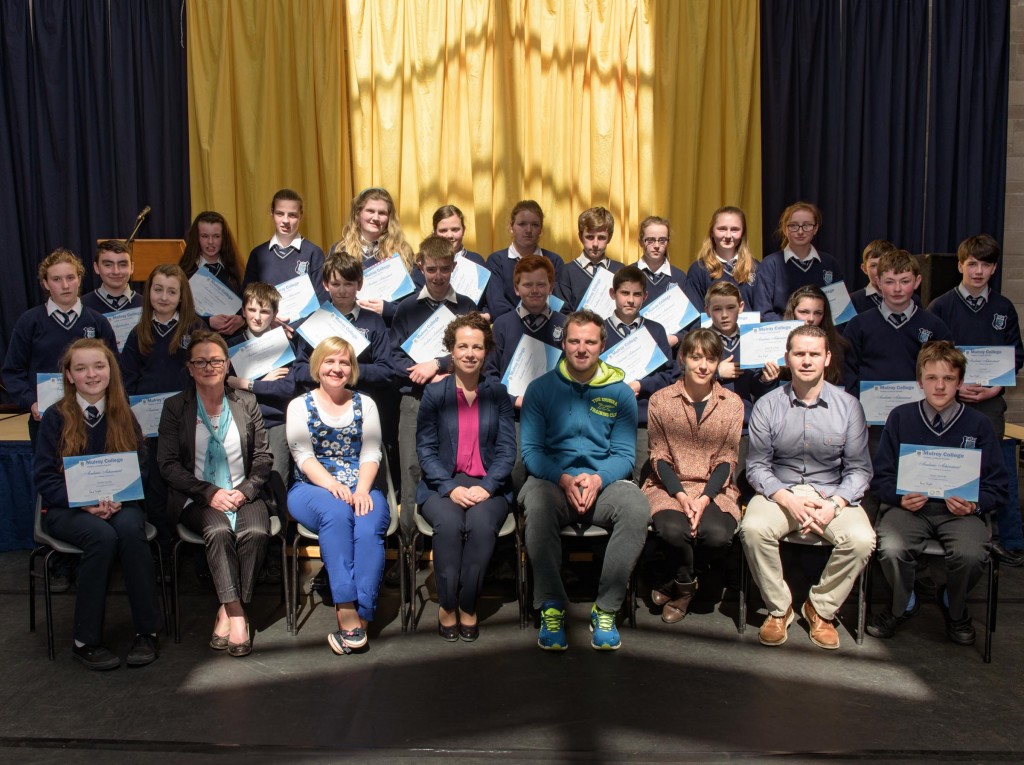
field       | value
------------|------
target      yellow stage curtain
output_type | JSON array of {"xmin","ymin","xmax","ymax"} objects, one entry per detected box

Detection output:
[
  {"xmin": 186, "ymin": 0, "xmax": 349, "ymax": 254},
  {"xmin": 187, "ymin": 0, "xmax": 760, "ymax": 270}
]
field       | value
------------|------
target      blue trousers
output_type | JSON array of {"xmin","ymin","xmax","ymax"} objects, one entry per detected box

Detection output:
[{"xmin": 288, "ymin": 482, "xmax": 390, "ymax": 621}]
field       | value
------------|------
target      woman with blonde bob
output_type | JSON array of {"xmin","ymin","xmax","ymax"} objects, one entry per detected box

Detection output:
[
  {"xmin": 685, "ymin": 206, "xmax": 759, "ymax": 309},
  {"xmin": 35, "ymin": 339, "xmax": 163, "ymax": 669},
  {"xmin": 286, "ymin": 336, "xmax": 390, "ymax": 655}
]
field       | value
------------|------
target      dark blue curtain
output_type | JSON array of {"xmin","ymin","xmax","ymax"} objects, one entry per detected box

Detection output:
[
  {"xmin": 761, "ymin": 0, "xmax": 1008, "ymax": 288},
  {"xmin": 0, "ymin": 0, "xmax": 189, "ymax": 364}
]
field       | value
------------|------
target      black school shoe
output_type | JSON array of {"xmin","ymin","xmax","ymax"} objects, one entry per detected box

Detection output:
[
  {"xmin": 937, "ymin": 585, "xmax": 976, "ymax": 646},
  {"xmin": 72, "ymin": 644, "xmax": 120, "ymax": 671},
  {"xmin": 866, "ymin": 598, "xmax": 922, "ymax": 639},
  {"xmin": 126, "ymin": 634, "xmax": 159, "ymax": 666}
]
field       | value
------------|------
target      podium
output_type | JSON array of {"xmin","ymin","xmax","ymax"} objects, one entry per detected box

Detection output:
[{"xmin": 97, "ymin": 238, "xmax": 185, "ymax": 282}]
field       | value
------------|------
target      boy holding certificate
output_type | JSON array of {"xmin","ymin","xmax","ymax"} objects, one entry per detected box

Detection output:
[
  {"xmin": 390, "ymin": 236, "xmax": 477, "ymax": 532},
  {"xmin": 81, "ymin": 240, "xmax": 142, "ymax": 314},
  {"xmin": 601, "ymin": 265, "xmax": 675, "ymax": 480},
  {"xmin": 554, "ymin": 207, "xmax": 623, "ymax": 312},
  {"xmin": 868, "ymin": 342, "xmax": 1007, "ymax": 646},
  {"xmin": 242, "ymin": 188, "xmax": 328, "ymax": 317},
  {"xmin": 927, "ymin": 234, "xmax": 1024, "ymax": 566}
]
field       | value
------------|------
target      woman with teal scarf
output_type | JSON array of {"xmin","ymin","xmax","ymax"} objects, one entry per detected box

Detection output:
[{"xmin": 158, "ymin": 329, "xmax": 273, "ymax": 657}]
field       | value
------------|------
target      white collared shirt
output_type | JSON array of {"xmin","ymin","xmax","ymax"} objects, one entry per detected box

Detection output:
[
  {"xmin": 638, "ymin": 258, "xmax": 672, "ymax": 277},
  {"xmin": 76, "ymin": 394, "xmax": 106, "ymax": 416},
  {"xmin": 507, "ymin": 243, "xmax": 539, "ymax": 260},
  {"xmin": 97, "ymin": 285, "xmax": 135, "ymax": 305},
  {"xmin": 47, "ymin": 298, "xmax": 83, "ymax": 318},
  {"xmin": 270, "ymin": 234, "xmax": 304, "ymax": 251},
  {"xmin": 879, "ymin": 302, "xmax": 918, "ymax": 324},
  {"xmin": 573, "ymin": 253, "xmax": 609, "ymax": 272},
  {"xmin": 957, "ymin": 283, "xmax": 990, "ymax": 302},
  {"xmin": 783, "ymin": 245, "xmax": 820, "ymax": 264},
  {"xmin": 417, "ymin": 284, "xmax": 459, "ymax": 304}
]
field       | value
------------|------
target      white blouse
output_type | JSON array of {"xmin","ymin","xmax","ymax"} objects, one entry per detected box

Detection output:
[{"xmin": 286, "ymin": 390, "xmax": 382, "ymax": 474}]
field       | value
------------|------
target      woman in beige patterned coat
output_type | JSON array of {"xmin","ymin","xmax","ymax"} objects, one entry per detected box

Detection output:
[{"xmin": 642, "ymin": 328, "xmax": 744, "ymax": 623}]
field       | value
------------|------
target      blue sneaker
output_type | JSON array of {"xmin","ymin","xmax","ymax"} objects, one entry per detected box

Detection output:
[
  {"xmin": 590, "ymin": 604, "xmax": 621, "ymax": 651},
  {"xmin": 537, "ymin": 601, "xmax": 567, "ymax": 651}
]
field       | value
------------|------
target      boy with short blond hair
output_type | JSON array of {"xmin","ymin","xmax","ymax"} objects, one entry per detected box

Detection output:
[
  {"xmin": 555, "ymin": 206, "xmax": 623, "ymax": 311},
  {"xmin": 82, "ymin": 240, "xmax": 141, "ymax": 313}
]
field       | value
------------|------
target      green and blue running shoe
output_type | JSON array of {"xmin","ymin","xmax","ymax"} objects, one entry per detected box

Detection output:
[
  {"xmin": 537, "ymin": 601, "xmax": 568, "ymax": 651},
  {"xmin": 590, "ymin": 604, "xmax": 621, "ymax": 651}
]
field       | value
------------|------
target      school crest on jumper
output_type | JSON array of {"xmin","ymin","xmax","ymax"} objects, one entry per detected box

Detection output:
[
  {"xmin": 552, "ymin": 326, "xmax": 563, "ymax": 341},
  {"xmin": 917, "ymin": 328, "xmax": 933, "ymax": 343},
  {"xmin": 180, "ymin": 334, "xmax": 192, "ymax": 350},
  {"xmin": 822, "ymin": 270, "xmax": 834, "ymax": 285},
  {"xmin": 83, "ymin": 327, "xmax": 95, "ymax": 338},
  {"xmin": 358, "ymin": 327, "xmax": 369, "ymax": 338},
  {"xmin": 961, "ymin": 436, "xmax": 977, "ymax": 449},
  {"xmin": 295, "ymin": 260, "xmax": 309, "ymax": 276},
  {"xmin": 993, "ymin": 314, "xmax": 1007, "ymax": 330}
]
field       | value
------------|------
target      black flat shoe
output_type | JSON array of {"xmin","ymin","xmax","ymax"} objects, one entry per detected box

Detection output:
[
  {"xmin": 438, "ymin": 621, "xmax": 459, "ymax": 642},
  {"xmin": 72, "ymin": 643, "xmax": 120, "ymax": 671},
  {"xmin": 127, "ymin": 634, "xmax": 159, "ymax": 666},
  {"xmin": 458, "ymin": 623, "xmax": 479, "ymax": 642}
]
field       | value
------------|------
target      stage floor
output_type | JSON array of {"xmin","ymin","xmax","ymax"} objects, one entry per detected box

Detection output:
[{"xmin": 1, "ymin": 549, "xmax": 1022, "ymax": 763}]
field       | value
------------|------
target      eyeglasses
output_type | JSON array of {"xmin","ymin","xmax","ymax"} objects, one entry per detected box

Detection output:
[
  {"xmin": 643, "ymin": 237, "xmax": 670, "ymax": 246},
  {"xmin": 786, "ymin": 222, "xmax": 816, "ymax": 233},
  {"xmin": 189, "ymin": 358, "xmax": 227, "ymax": 370}
]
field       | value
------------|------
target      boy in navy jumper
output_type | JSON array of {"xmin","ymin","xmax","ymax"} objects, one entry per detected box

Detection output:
[
  {"xmin": 868, "ymin": 342, "xmax": 1007, "ymax": 645},
  {"xmin": 928, "ymin": 234, "xmax": 1024, "ymax": 566},
  {"xmin": 3, "ymin": 248, "xmax": 118, "ymax": 439},
  {"xmin": 848, "ymin": 239, "xmax": 897, "ymax": 314},
  {"xmin": 843, "ymin": 249, "xmax": 953, "ymax": 399},
  {"xmin": 391, "ymin": 236, "xmax": 477, "ymax": 533},
  {"xmin": 242, "ymin": 188, "xmax": 328, "ymax": 318},
  {"xmin": 602, "ymin": 265, "xmax": 675, "ymax": 481},
  {"xmin": 81, "ymin": 240, "xmax": 142, "ymax": 314},
  {"xmin": 484, "ymin": 200, "xmax": 565, "ymax": 320},
  {"xmin": 635, "ymin": 216, "xmax": 690, "ymax": 347},
  {"xmin": 554, "ymin": 207, "xmax": 623, "ymax": 311},
  {"xmin": 752, "ymin": 201, "xmax": 844, "ymax": 321}
]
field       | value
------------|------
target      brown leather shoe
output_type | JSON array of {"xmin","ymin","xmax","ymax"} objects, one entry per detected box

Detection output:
[
  {"xmin": 758, "ymin": 606, "xmax": 794, "ymax": 646},
  {"xmin": 802, "ymin": 599, "xmax": 840, "ymax": 650},
  {"xmin": 661, "ymin": 580, "xmax": 697, "ymax": 624},
  {"xmin": 651, "ymin": 582, "xmax": 674, "ymax": 607}
]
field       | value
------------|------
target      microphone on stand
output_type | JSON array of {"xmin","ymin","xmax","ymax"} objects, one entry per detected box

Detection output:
[{"xmin": 126, "ymin": 205, "xmax": 152, "ymax": 244}]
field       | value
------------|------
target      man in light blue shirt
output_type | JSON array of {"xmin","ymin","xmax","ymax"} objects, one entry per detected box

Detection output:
[{"xmin": 740, "ymin": 325, "xmax": 875, "ymax": 651}]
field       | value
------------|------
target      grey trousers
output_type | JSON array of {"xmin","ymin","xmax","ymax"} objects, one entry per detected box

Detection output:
[
  {"xmin": 519, "ymin": 476, "xmax": 649, "ymax": 612},
  {"xmin": 876, "ymin": 502, "xmax": 989, "ymax": 620}
]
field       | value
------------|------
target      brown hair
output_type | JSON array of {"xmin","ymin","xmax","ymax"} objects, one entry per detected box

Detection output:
[
  {"xmin": 786, "ymin": 323, "xmax": 829, "ymax": 353},
  {"xmin": 432, "ymin": 204, "xmax": 465, "ymax": 230},
  {"xmin": 38, "ymin": 248, "xmax": 85, "ymax": 284},
  {"xmin": 187, "ymin": 328, "xmax": 230, "ymax": 359},
  {"xmin": 57, "ymin": 339, "xmax": 141, "ymax": 459},
  {"xmin": 271, "ymin": 188, "xmax": 304, "ymax": 213},
  {"xmin": 338, "ymin": 187, "xmax": 415, "ymax": 271},
  {"xmin": 241, "ymin": 282, "xmax": 281, "ymax": 313},
  {"xmin": 509, "ymin": 200, "xmax": 544, "ymax": 227},
  {"xmin": 704, "ymin": 280, "xmax": 742, "ymax": 310},
  {"xmin": 695, "ymin": 206, "xmax": 757, "ymax": 286},
  {"xmin": 564, "ymin": 309, "xmax": 607, "ymax": 342},
  {"xmin": 96, "ymin": 239, "xmax": 132, "ymax": 260},
  {"xmin": 861, "ymin": 239, "xmax": 897, "ymax": 264},
  {"xmin": 577, "ymin": 206, "xmax": 615, "ymax": 238},
  {"xmin": 679, "ymin": 328, "xmax": 724, "ymax": 363},
  {"xmin": 876, "ymin": 249, "xmax": 920, "ymax": 279},
  {"xmin": 776, "ymin": 201, "xmax": 822, "ymax": 251},
  {"xmin": 416, "ymin": 235, "xmax": 455, "ymax": 265},
  {"xmin": 309, "ymin": 336, "xmax": 360, "ymax": 387},
  {"xmin": 322, "ymin": 250, "xmax": 364, "ymax": 285},
  {"xmin": 956, "ymin": 234, "xmax": 1000, "ymax": 265},
  {"xmin": 179, "ymin": 211, "xmax": 244, "ymax": 290},
  {"xmin": 137, "ymin": 264, "xmax": 197, "ymax": 356},
  {"xmin": 916, "ymin": 340, "xmax": 967, "ymax": 382},
  {"xmin": 443, "ymin": 312, "xmax": 494, "ymax": 355}
]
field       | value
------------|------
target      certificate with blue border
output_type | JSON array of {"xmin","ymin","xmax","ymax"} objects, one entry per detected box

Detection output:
[
  {"xmin": 858, "ymin": 381, "xmax": 925, "ymax": 426},
  {"xmin": 600, "ymin": 327, "xmax": 669, "ymax": 384},
  {"xmin": 103, "ymin": 307, "xmax": 142, "ymax": 352},
  {"xmin": 228, "ymin": 327, "xmax": 296, "ymax": 380},
  {"xmin": 822, "ymin": 281, "xmax": 856, "ymax": 325},
  {"xmin": 738, "ymin": 321, "xmax": 803, "ymax": 369},
  {"xmin": 275, "ymin": 275, "xmax": 321, "ymax": 321},
  {"xmin": 63, "ymin": 452, "xmax": 144, "ymax": 507},
  {"xmin": 36, "ymin": 373, "xmax": 64, "ymax": 414},
  {"xmin": 959, "ymin": 346, "xmax": 1017, "ymax": 387},
  {"xmin": 401, "ymin": 305, "xmax": 456, "ymax": 363},
  {"xmin": 639, "ymin": 285, "xmax": 698, "ymax": 334},
  {"xmin": 577, "ymin": 267, "xmax": 616, "ymax": 319},
  {"xmin": 700, "ymin": 311, "xmax": 759, "ymax": 329},
  {"xmin": 450, "ymin": 258, "xmax": 491, "ymax": 305},
  {"xmin": 502, "ymin": 335, "xmax": 562, "ymax": 397},
  {"xmin": 358, "ymin": 254, "xmax": 415, "ymax": 303},
  {"xmin": 189, "ymin": 269, "xmax": 243, "ymax": 317},
  {"xmin": 896, "ymin": 444, "xmax": 981, "ymax": 502},
  {"xmin": 130, "ymin": 392, "xmax": 177, "ymax": 438},
  {"xmin": 296, "ymin": 302, "xmax": 370, "ymax": 357}
]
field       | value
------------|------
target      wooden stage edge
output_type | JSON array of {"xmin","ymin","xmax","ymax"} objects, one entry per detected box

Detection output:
[{"xmin": 0, "ymin": 412, "xmax": 29, "ymax": 442}]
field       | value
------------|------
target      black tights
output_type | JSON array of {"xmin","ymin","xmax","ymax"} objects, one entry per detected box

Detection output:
[{"xmin": 651, "ymin": 504, "xmax": 736, "ymax": 581}]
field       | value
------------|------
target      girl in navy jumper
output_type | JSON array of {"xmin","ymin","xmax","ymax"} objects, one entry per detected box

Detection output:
[
  {"xmin": 179, "ymin": 211, "xmax": 246, "ymax": 336},
  {"xmin": 685, "ymin": 206, "xmax": 760, "ymax": 312},
  {"xmin": 35, "ymin": 339, "xmax": 162, "ymax": 669},
  {"xmin": 634, "ymin": 216, "xmax": 689, "ymax": 347},
  {"xmin": 333, "ymin": 187, "xmax": 416, "ymax": 326},
  {"xmin": 121, "ymin": 264, "xmax": 205, "ymax": 544},
  {"xmin": 242, "ymin": 188, "xmax": 329, "ymax": 317},
  {"xmin": 752, "ymin": 202, "xmax": 844, "ymax": 321},
  {"xmin": 484, "ymin": 200, "xmax": 566, "ymax": 320}
]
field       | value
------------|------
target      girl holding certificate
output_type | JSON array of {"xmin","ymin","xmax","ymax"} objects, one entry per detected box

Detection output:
[
  {"xmin": 782, "ymin": 285, "xmax": 847, "ymax": 386},
  {"xmin": 416, "ymin": 313, "xmax": 515, "ymax": 641},
  {"xmin": 158, "ymin": 330, "xmax": 273, "ymax": 658},
  {"xmin": 179, "ymin": 211, "xmax": 246, "ymax": 336},
  {"xmin": 286, "ymin": 337, "xmax": 390, "ymax": 655},
  {"xmin": 685, "ymin": 206, "xmax": 759, "ymax": 310},
  {"xmin": 35, "ymin": 339, "xmax": 163, "ymax": 670},
  {"xmin": 643, "ymin": 329, "xmax": 744, "ymax": 623},
  {"xmin": 335, "ymin": 187, "xmax": 415, "ymax": 325}
]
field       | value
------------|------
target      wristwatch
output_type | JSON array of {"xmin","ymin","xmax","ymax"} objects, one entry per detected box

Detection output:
[
  {"xmin": 828, "ymin": 497, "xmax": 843, "ymax": 518},
  {"xmin": 247, "ymin": 379, "xmax": 254, "ymax": 392}
]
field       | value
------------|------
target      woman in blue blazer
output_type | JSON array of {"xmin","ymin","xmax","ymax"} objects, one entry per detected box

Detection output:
[{"xmin": 416, "ymin": 313, "xmax": 516, "ymax": 641}]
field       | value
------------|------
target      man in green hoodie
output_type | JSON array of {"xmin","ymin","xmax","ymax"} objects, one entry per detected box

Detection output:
[{"xmin": 520, "ymin": 309, "xmax": 650, "ymax": 651}]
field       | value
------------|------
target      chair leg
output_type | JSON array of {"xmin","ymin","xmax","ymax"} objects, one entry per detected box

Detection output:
[
  {"xmin": 279, "ymin": 532, "xmax": 290, "ymax": 632},
  {"xmin": 627, "ymin": 572, "xmax": 637, "ymax": 628},
  {"xmin": 43, "ymin": 550, "xmax": 56, "ymax": 661},
  {"xmin": 289, "ymin": 540, "xmax": 300, "ymax": 635},
  {"xmin": 515, "ymin": 526, "xmax": 527, "ymax": 629},
  {"xmin": 984, "ymin": 556, "xmax": 997, "ymax": 663},
  {"xmin": 737, "ymin": 549, "xmax": 747, "ymax": 635},
  {"xmin": 28, "ymin": 546, "xmax": 42, "ymax": 633},
  {"xmin": 153, "ymin": 542, "xmax": 170, "ymax": 637},
  {"xmin": 856, "ymin": 571, "xmax": 866, "ymax": 645},
  {"xmin": 172, "ymin": 540, "xmax": 182, "ymax": 644},
  {"xmin": 408, "ymin": 533, "xmax": 421, "ymax": 632}
]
